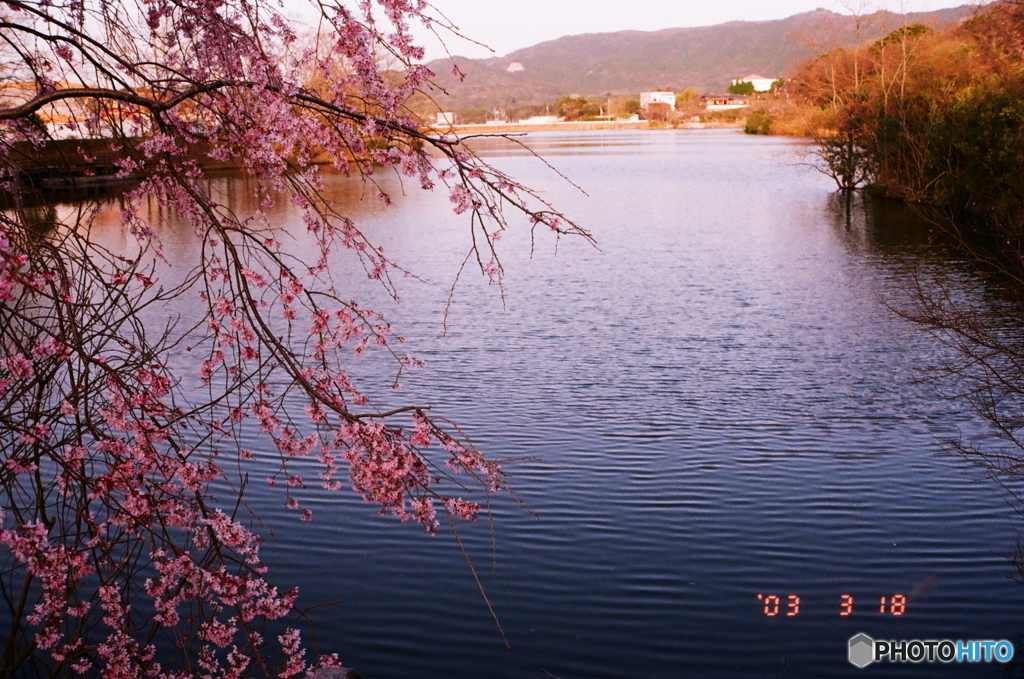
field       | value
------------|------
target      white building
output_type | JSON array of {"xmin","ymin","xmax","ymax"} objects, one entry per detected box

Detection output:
[
  {"xmin": 733, "ymin": 74, "xmax": 777, "ymax": 92},
  {"xmin": 434, "ymin": 111, "xmax": 456, "ymax": 127},
  {"xmin": 639, "ymin": 91, "xmax": 676, "ymax": 111}
]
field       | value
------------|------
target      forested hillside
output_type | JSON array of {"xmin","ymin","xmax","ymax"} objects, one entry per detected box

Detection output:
[
  {"xmin": 788, "ymin": 1, "xmax": 1024, "ymax": 227},
  {"xmin": 421, "ymin": 6, "xmax": 973, "ymax": 114}
]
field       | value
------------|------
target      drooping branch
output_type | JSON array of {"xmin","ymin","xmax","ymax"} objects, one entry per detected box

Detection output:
[{"xmin": 0, "ymin": 0, "xmax": 594, "ymax": 675}]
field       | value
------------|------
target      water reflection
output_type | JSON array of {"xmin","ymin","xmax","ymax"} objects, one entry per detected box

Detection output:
[{"xmin": 25, "ymin": 130, "xmax": 1024, "ymax": 678}]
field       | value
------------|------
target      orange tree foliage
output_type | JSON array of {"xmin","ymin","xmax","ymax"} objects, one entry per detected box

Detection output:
[{"xmin": 789, "ymin": 2, "xmax": 1024, "ymax": 226}]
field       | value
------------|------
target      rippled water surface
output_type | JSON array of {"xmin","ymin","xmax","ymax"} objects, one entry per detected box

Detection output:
[{"xmin": 147, "ymin": 130, "xmax": 1024, "ymax": 676}]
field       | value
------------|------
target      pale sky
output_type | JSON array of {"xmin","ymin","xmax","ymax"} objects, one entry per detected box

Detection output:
[{"xmin": 418, "ymin": 0, "xmax": 981, "ymax": 59}]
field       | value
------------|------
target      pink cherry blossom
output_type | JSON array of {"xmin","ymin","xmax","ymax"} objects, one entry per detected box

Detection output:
[{"xmin": 0, "ymin": 0, "xmax": 591, "ymax": 674}]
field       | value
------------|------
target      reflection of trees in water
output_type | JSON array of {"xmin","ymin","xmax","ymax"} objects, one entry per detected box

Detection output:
[
  {"xmin": 824, "ymin": 192, "xmax": 1022, "ymax": 308},
  {"xmin": 831, "ymin": 191, "xmax": 1024, "ymax": 580},
  {"xmin": 826, "ymin": 191, "xmax": 939, "ymax": 254},
  {"xmin": 903, "ymin": 265, "xmax": 1024, "ymax": 578}
]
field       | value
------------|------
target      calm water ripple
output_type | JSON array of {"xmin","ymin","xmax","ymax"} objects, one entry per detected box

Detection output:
[{"xmin": 107, "ymin": 130, "xmax": 1024, "ymax": 676}]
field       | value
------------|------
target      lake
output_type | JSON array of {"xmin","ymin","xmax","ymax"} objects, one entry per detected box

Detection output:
[{"xmin": 103, "ymin": 129, "xmax": 1024, "ymax": 677}]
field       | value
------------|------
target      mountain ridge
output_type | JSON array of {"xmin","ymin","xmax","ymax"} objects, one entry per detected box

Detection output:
[{"xmin": 421, "ymin": 6, "xmax": 976, "ymax": 114}]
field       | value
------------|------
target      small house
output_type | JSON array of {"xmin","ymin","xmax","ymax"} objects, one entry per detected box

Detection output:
[
  {"xmin": 702, "ymin": 94, "xmax": 749, "ymax": 111},
  {"xmin": 640, "ymin": 92, "xmax": 676, "ymax": 111}
]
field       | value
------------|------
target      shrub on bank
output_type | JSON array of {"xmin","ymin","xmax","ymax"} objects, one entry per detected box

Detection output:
[{"xmin": 744, "ymin": 110, "xmax": 773, "ymax": 135}]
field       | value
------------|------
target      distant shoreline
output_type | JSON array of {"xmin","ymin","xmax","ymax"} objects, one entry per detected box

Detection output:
[{"xmin": 432, "ymin": 120, "xmax": 744, "ymax": 135}]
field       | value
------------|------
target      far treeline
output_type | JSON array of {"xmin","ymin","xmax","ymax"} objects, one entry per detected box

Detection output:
[
  {"xmin": 455, "ymin": 88, "xmax": 703, "ymax": 124},
  {"xmin": 778, "ymin": 0, "xmax": 1024, "ymax": 229}
]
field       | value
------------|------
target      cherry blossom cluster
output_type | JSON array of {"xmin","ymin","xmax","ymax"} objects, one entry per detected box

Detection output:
[{"xmin": 0, "ymin": 0, "xmax": 590, "ymax": 675}]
